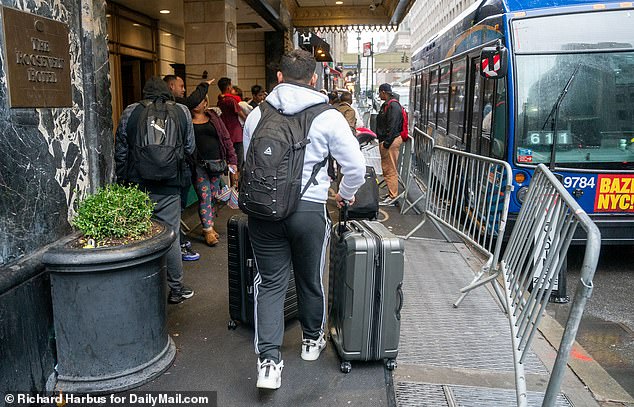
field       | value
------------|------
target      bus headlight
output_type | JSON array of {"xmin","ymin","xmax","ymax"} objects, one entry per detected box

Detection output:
[{"xmin": 517, "ymin": 186, "xmax": 529, "ymax": 203}]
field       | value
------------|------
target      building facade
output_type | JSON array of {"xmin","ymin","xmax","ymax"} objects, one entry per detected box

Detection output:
[{"xmin": 0, "ymin": 0, "xmax": 415, "ymax": 396}]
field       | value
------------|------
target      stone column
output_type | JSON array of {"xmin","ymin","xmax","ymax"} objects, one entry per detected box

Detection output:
[{"xmin": 184, "ymin": 0, "xmax": 238, "ymax": 95}]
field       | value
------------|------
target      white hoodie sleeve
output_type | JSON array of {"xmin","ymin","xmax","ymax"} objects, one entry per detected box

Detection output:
[
  {"xmin": 319, "ymin": 110, "xmax": 366, "ymax": 200},
  {"xmin": 242, "ymin": 106, "xmax": 262, "ymax": 160}
]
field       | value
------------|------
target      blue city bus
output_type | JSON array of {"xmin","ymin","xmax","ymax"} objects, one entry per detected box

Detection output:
[{"xmin": 409, "ymin": 0, "xmax": 634, "ymax": 243}]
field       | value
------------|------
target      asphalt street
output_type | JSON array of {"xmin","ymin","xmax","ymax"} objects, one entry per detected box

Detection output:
[{"xmin": 546, "ymin": 245, "xmax": 634, "ymax": 399}]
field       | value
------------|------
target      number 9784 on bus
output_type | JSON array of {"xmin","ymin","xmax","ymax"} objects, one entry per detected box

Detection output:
[{"xmin": 563, "ymin": 176, "xmax": 595, "ymax": 189}]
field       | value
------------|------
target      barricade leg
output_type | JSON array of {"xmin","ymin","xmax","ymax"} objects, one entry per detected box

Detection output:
[
  {"xmin": 403, "ymin": 215, "xmax": 427, "ymax": 240},
  {"xmin": 452, "ymin": 259, "xmax": 506, "ymax": 310},
  {"xmin": 401, "ymin": 194, "xmax": 425, "ymax": 215}
]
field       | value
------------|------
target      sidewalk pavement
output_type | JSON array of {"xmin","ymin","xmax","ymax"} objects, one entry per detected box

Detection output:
[{"xmin": 134, "ymin": 197, "xmax": 613, "ymax": 406}]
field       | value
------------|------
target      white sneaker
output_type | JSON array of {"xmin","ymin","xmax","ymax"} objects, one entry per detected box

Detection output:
[
  {"xmin": 379, "ymin": 196, "xmax": 395, "ymax": 206},
  {"xmin": 256, "ymin": 358, "xmax": 284, "ymax": 389},
  {"xmin": 301, "ymin": 334, "xmax": 327, "ymax": 361}
]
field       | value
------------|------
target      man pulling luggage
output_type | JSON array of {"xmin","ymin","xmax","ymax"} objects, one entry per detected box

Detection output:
[{"xmin": 241, "ymin": 49, "xmax": 366, "ymax": 390}]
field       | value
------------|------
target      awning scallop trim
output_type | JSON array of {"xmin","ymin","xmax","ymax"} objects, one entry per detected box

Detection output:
[{"xmin": 294, "ymin": 25, "xmax": 397, "ymax": 34}]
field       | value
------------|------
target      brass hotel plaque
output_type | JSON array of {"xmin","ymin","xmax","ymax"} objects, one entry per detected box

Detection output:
[{"xmin": 2, "ymin": 7, "xmax": 71, "ymax": 107}]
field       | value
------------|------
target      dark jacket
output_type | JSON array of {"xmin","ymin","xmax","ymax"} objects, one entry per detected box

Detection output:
[
  {"xmin": 114, "ymin": 80, "xmax": 195, "ymax": 195},
  {"xmin": 376, "ymin": 98, "xmax": 403, "ymax": 145},
  {"xmin": 194, "ymin": 109, "xmax": 238, "ymax": 166},
  {"xmin": 175, "ymin": 82, "xmax": 210, "ymax": 110}
]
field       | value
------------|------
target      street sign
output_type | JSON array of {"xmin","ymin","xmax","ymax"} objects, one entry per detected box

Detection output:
[{"xmin": 363, "ymin": 42, "xmax": 372, "ymax": 57}]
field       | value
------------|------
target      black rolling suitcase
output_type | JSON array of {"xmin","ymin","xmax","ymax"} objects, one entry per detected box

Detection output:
[
  {"xmin": 328, "ymin": 207, "xmax": 404, "ymax": 373},
  {"xmin": 227, "ymin": 214, "xmax": 298, "ymax": 329},
  {"xmin": 347, "ymin": 166, "xmax": 380, "ymax": 220}
]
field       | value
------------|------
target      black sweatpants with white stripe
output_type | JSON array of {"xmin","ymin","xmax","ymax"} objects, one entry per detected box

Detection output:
[{"xmin": 249, "ymin": 200, "xmax": 330, "ymax": 363}]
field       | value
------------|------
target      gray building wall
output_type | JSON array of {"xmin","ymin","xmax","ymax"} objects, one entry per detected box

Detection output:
[
  {"xmin": 0, "ymin": 0, "xmax": 112, "ymax": 398},
  {"xmin": 409, "ymin": 0, "xmax": 471, "ymax": 53}
]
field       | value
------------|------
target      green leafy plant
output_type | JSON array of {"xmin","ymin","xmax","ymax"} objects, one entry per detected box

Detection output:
[{"xmin": 72, "ymin": 184, "xmax": 155, "ymax": 246}]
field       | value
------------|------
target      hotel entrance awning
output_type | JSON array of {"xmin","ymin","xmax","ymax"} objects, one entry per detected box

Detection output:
[{"xmin": 245, "ymin": 0, "xmax": 415, "ymax": 32}]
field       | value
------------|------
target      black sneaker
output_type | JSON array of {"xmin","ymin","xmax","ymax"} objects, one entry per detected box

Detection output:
[{"xmin": 168, "ymin": 286, "xmax": 195, "ymax": 304}]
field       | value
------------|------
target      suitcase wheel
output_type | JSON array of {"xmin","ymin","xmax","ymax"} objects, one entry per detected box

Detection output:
[
  {"xmin": 340, "ymin": 361, "xmax": 352, "ymax": 374},
  {"xmin": 386, "ymin": 359, "xmax": 397, "ymax": 371},
  {"xmin": 227, "ymin": 320, "xmax": 238, "ymax": 330}
]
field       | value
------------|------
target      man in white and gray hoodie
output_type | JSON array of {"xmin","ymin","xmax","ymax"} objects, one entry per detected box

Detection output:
[{"xmin": 243, "ymin": 49, "xmax": 366, "ymax": 390}]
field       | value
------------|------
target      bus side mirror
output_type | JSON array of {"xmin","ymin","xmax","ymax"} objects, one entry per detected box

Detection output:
[{"xmin": 480, "ymin": 45, "xmax": 508, "ymax": 79}]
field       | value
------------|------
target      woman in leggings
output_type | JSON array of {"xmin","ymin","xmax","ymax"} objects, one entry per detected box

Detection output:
[{"xmin": 189, "ymin": 97, "xmax": 238, "ymax": 246}]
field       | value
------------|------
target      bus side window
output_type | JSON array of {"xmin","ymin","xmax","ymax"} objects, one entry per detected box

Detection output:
[
  {"xmin": 469, "ymin": 58, "xmax": 482, "ymax": 153},
  {"xmin": 448, "ymin": 59, "xmax": 467, "ymax": 141},
  {"xmin": 421, "ymin": 71, "xmax": 429, "ymax": 127},
  {"xmin": 479, "ymin": 78, "xmax": 496, "ymax": 155},
  {"xmin": 437, "ymin": 63, "xmax": 450, "ymax": 131},
  {"xmin": 490, "ymin": 81, "xmax": 507, "ymax": 159},
  {"xmin": 428, "ymin": 68, "xmax": 439, "ymax": 128},
  {"xmin": 413, "ymin": 73, "xmax": 422, "ymax": 128}
]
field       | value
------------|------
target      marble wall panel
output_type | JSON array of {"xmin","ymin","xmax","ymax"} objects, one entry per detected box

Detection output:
[{"xmin": 0, "ymin": 0, "xmax": 112, "ymax": 267}]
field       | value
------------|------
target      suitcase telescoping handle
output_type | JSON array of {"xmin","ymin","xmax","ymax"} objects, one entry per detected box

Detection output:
[{"xmin": 338, "ymin": 200, "xmax": 350, "ymax": 240}]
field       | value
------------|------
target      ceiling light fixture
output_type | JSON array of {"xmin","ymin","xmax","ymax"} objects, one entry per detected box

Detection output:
[
  {"xmin": 159, "ymin": 9, "xmax": 171, "ymax": 14},
  {"xmin": 335, "ymin": 1, "xmax": 343, "ymax": 4}
]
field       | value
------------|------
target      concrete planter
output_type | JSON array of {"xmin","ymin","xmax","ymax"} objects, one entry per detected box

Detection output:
[{"xmin": 42, "ymin": 222, "xmax": 176, "ymax": 393}]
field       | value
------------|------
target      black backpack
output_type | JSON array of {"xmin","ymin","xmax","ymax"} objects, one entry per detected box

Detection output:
[
  {"xmin": 128, "ymin": 99, "xmax": 184, "ymax": 182},
  {"xmin": 239, "ymin": 102, "xmax": 332, "ymax": 221}
]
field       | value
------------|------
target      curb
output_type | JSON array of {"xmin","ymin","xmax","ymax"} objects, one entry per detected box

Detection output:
[{"xmin": 537, "ymin": 314, "xmax": 634, "ymax": 405}]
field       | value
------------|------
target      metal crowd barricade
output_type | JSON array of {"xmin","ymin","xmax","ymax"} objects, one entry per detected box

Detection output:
[
  {"xmin": 499, "ymin": 164, "xmax": 601, "ymax": 406},
  {"xmin": 407, "ymin": 146, "xmax": 513, "ymax": 306},
  {"xmin": 400, "ymin": 127, "xmax": 434, "ymax": 215}
]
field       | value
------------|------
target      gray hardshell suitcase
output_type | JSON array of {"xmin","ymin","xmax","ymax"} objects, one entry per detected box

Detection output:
[{"xmin": 328, "ymin": 216, "xmax": 404, "ymax": 373}]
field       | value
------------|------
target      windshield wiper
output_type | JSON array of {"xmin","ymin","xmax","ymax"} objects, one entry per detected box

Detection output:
[{"xmin": 541, "ymin": 64, "xmax": 581, "ymax": 170}]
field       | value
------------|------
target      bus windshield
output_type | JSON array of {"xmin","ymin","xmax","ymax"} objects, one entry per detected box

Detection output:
[{"xmin": 513, "ymin": 10, "xmax": 634, "ymax": 170}]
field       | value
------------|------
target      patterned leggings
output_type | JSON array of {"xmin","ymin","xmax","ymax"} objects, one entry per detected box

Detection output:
[{"xmin": 193, "ymin": 165, "xmax": 221, "ymax": 228}]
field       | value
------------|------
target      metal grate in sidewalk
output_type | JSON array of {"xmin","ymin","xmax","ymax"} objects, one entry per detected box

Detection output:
[
  {"xmin": 399, "ymin": 239, "xmax": 547, "ymax": 374},
  {"xmin": 395, "ymin": 382, "xmax": 573, "ymax": 407},
  {"xmin": 395, "ymin": 381, "xmax": 449, "ymax": 406}
]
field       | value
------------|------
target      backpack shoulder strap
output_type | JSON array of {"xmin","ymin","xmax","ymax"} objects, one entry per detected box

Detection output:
[
  {"xmin": 125, "ymin": 101, "xmax": 150, "ymax": 139},
  {"xmin": 294, "ymin": 103, "xmax": 332, "ymax": 149},
  {"xmin": 298, "ymin": 103, "xmax": 334, "ymax": 197},
  {"xmin": 383, "ymin": 99, "xmax": 394, "ymax": 113},
  {"xmin": 141, "ymin": 99, "xmax": 153, "ymax": 107},
  {"xmin": 165, "ymin": 99, "xmax": 188, "ymax": 132}
]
